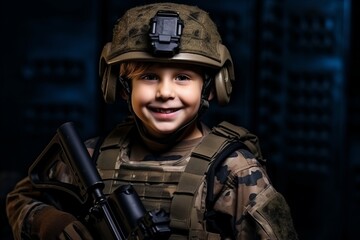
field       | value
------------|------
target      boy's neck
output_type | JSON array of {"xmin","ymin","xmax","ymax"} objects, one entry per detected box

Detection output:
[{"xmin": 136, "ymin": 117, "xmax": 203, "ymax": 153}]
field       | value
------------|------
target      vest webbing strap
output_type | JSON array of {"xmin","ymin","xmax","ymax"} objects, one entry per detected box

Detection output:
[
  {"xmin": 97, "ymin": 121, "xmax": 133, "ymax": 194},
  {"xmin": 170, "ymin": 121, "xmax": 263, "ymax": 232},
  {"xmin": 170, "ymin": 122, "xmax": 235, "ymax": 230}
]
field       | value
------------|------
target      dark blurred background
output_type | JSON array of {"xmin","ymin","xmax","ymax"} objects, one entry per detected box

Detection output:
[{"xmin": 0, "ymin": 0, "xmax": 358, "ymax": 239}]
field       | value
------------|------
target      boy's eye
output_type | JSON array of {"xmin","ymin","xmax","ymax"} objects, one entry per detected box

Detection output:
[
  {"xmin": 175, "ymin": 74, "xmax": 190, "ymax": 81},
  {"xmin": 140, "ymin": 74, "xmax": 158, "ymax": 80}
]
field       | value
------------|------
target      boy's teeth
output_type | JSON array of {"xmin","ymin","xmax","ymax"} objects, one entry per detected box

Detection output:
[{"xmin": 157, "ymin": 108, "xmax": 175, "ymax": 113}]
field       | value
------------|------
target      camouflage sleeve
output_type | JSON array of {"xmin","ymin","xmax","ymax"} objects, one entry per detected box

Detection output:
[
  {"xmin": 210, "ymin": 149, "xmax": 298, "ymax": 240},
  {"xmin": 6, "ymin": 141, "xmax": 97, "ymax": 240},
  {"xmin": 6, "ymin": 176, "xmax": 53, "ymax": 240}
]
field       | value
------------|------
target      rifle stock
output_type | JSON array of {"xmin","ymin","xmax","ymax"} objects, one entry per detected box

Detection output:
[{"xmin": 29, "ymin": 122, "xmax": 170, "ymax": 239}]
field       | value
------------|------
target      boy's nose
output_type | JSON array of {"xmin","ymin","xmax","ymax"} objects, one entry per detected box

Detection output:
[{"xmin": 156, "ymin": 80, "xmax": 175, "ymax": 100}]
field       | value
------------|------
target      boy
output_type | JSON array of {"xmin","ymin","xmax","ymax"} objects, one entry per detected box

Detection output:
[{"xmin": 6, "ymin": 2, "xmax": 298, "ymax": 239}]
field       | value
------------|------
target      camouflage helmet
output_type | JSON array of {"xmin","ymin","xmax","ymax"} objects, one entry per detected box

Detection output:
[{"xmin": 100, "ymin": 2, "xmax": 235, "ymax": 105}]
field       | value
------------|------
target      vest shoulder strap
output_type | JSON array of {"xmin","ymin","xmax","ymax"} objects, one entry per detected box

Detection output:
[
  {"xmin": 95, "ymin": 120, "xmax": 133, "ymax": 193},
  {"xmin": 170, "ymin": 121, "xmax": 264, "ymax": 232},
  {"xmin": 101, "ymin": 120, "xmax": 134, "ymax": 150}
]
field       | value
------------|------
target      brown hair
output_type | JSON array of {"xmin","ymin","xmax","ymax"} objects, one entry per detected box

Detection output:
[{"xmin": 120, "ymin": 62, "xmax": 152, "ymax": 80}]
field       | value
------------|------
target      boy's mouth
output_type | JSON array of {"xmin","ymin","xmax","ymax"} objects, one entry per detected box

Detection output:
[{"xmin": 151, "ymin": 108, "xmax": 178, "ymax": 114}]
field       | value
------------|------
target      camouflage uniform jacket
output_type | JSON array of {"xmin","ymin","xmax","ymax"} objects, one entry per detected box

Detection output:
[{"xmin": 6, "ymin": 122, "xmax": 298, "ymax": 239}]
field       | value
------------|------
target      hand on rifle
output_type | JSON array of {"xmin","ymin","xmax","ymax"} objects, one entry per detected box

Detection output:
[{"xmin": 31, "ymin": 206, "xmax": 93, "ymax": 240}]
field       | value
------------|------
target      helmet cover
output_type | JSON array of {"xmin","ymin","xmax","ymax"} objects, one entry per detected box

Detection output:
[{"xmin": 100, "ymin": 2, "xmax": 234, "ymax": 104}]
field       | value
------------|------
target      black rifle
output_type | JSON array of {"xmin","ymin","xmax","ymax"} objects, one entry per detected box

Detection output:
[{"xmin": 28, "ymin": 122, "xmax": 171, "ymax": 240}]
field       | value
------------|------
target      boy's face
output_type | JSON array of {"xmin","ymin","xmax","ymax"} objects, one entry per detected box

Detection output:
[{"xmin": 130, "ymin": 63, "xmax": 204, "ymax": 139}]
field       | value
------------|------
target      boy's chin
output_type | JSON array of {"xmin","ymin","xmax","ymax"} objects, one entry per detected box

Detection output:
[{"xmin": 151, "ymin": 127, "xmax": 177, "ymax": 137}]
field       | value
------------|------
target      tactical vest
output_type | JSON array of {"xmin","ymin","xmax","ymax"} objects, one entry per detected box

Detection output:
[{"xmin": 95, "ymin": 120, "xmax": 264, "ymax": 239}]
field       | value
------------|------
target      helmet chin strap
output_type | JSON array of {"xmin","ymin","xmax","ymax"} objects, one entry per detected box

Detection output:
[{"xmin": 120, "ymin": 75, "xmax": 213, "ymax": 152}]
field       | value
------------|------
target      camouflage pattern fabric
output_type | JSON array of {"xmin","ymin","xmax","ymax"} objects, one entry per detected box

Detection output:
[
  {"xmin": 110, "ymin": 2, "xmax": 222, "ymax": 62},
  {"xmin": 6, "ymin": 122, "xmax": 298, "ymax": 239}
]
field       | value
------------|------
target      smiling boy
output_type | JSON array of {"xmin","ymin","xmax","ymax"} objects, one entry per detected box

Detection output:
[
  {"xmin": 127, "ymin": 63, "xmax": 205, "ymax": 139},
  {"xmin": 6, "ymin": 2, "xmax": 298, "ymax": 239}
]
